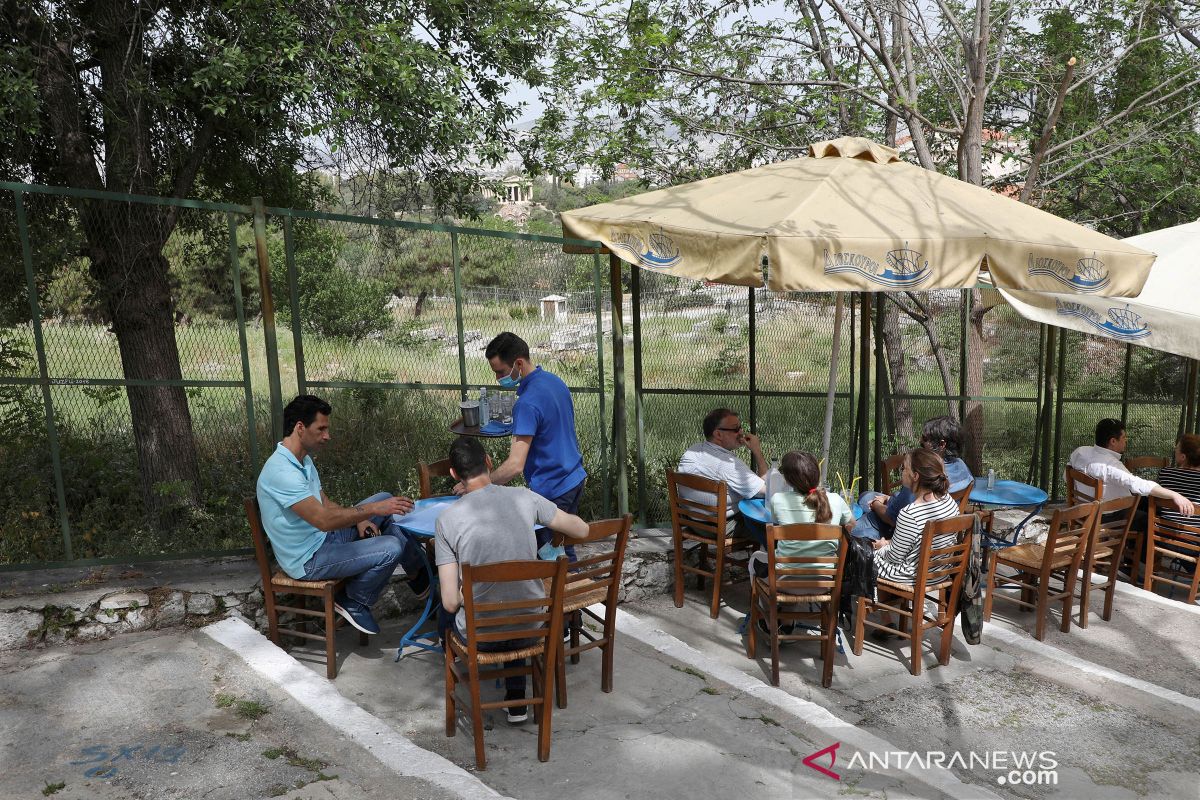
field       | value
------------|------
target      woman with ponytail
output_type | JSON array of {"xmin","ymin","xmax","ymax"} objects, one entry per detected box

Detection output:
[{"xmin": 872, "ymin": 448, "xmax": 960, "ymax": 584}]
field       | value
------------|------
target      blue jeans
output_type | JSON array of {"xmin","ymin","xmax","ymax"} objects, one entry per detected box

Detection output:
[
  {"xmin": 851, "ymin": 491, "xmax": 888, "ymax": 541},
  {"xmin": 302, "ymin": 492, "xmax": 425, "ymax": 607},
  {"xmin": 539, "ymin": 480, "xmax": 585, "ymax": 562}
]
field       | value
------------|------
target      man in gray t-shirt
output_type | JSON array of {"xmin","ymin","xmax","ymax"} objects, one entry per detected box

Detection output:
[{"xmin": 434, "ymin": 437, "xmax": 588, "ymax": 724}]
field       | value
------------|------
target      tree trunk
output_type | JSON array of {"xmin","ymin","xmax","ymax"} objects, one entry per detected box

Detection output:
[
  {"xmin": 82, "ymin": 204, "xmax": 200, "ymax": 519},
  {"xmin": 880, "ymin": 301, "xmax": 913, "ymax": 439},
  {"xmin": 964, "ymin": 289, "xmax": 987, "ymax": 475},
  {"xmin": 414, "ymin": 289, "xmax": 429, "ymax": 317}
]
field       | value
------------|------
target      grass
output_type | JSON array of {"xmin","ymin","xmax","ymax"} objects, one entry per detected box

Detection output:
[
  {"xmin": 262, "ymin": 747, "xmax": 327, "ymax": 771},
  {"xmin": 215, "ymin": 694, "xmax": 270, "ymax": 720},
  {"xmin": 41, "ymin": 782, "xmax": 65, "ymax": 796},
  {"xmin": 670, "ymin": 664, "xmax": 707, "ymax": 680}
]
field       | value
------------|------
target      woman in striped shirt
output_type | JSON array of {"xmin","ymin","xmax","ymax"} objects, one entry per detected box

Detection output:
[
  {"xmin": 872, "ymin": 448, "xmax": 961, "ymax": 584},
  {"xmin": 1157, "ymin": 434, "xmax": 1200, "ymax": 525}
]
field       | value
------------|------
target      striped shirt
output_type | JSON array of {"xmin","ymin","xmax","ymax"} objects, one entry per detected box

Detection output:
[
  {"xmin": 1156, "ymin": 467, "xmax": 1200, "ymax": 525},
  {"xmin": 874, "ymin": 493, "xmax": 960, "ymax": 584}
]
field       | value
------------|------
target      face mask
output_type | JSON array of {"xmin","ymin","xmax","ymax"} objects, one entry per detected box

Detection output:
[{"xmin": 497, "ymin": 363, "xmax": 520, "ymax": 389}]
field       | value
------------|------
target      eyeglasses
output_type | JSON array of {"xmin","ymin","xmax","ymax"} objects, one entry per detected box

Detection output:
[{"xmin": 716, "ymin": 425, "xmax": 743, "ymax": 433}]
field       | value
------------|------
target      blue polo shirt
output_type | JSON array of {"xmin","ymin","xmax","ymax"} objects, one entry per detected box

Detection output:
[
  {"xmin": 256, "ymin": 443, "xmax": 326, "ymax": 579},
  {"xmin": 513, "ymin": 366, "xmax": 587, "ymax": 500}
]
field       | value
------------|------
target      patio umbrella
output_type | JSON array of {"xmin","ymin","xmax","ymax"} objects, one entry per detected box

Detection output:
[
  {"xmin": 995, "ymin": 220, "xmax": 1200, "ymax": 360},
  {"xmin": 561, "ymin": 136, "xmax": 1157, "ymax": 473}
]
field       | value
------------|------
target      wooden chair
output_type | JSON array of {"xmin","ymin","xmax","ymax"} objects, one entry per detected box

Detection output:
[
  {"xmin": 852, "ymin": 513, "xmax": 974, "ymax": 676},
  {"xmin": 1065, "ymin": 466, "xmax": 1103, "ymax": 505},
  {"xmin": 550, "ymin": 514, "xmax": 632, "ymax": 708},
  {"xmin": 950, "ymin": 479, "xmax": 974, "ymax": 512},
  {"xmin": 1143, "ymin": 496, "xmax": 1200, "ymax": 605},
  {"xmin": 1076, "ymin": 495, "xmax": 1138, "ymax": 628},
  {"xmin": 983, "ymin": 502, "xmax": 1098, "ymax": 640},
  {"xmin": 418, "ymin": 458, "xmax": 454, "ymax": 499},
  {"xmin": 444, "ymin": 557, "xmax": 567, "ymax": 770},
  {"xmin": 666, "ymin": 470, "xmax": 755, "ymax": 619},
  {"xmin": 880, "ymin": 452, "xmax": 906, "ymax": 495},
  {"xmin": 1124, "ymin": 455, "xmax": 1168, "ymax": 473},
  {"xmin": 244, "ymin": 498, "xmax": 367, "ymax": 680},
  {"xmin": 746, "ymin": 523, "xmax": 846, "ymax": 687}
]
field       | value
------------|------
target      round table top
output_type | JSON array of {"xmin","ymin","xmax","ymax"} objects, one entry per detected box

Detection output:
[
  {"xmin": 969, "ymin": 479, "xmax": 1048, "ymax": 507},
  {"xmin": 738, "ymin": 496, "xmax": 863, "ymax": 525},
  {"xmin": 395, "ymin": 495, "xmax": 458, "ymax": 538}
]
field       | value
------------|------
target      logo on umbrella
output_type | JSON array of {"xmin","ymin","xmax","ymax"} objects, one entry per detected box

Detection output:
[
  {"xmin": 610, "ymin": 229, "xmax": 682, "ymax": 270},
  {"xmin": 1056, "ymin": 301, "xmax": 1151, "ymax": 341},
  {"xmin": 823, "ymin": 246, "xmax": 930, "ymax": 288},
  {"xmin": 1027, "ymin": 254, "xmax": 1110, "ymax": 293}
]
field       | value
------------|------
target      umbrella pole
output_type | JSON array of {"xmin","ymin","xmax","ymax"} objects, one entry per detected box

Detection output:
[
  {"xmin": 857, "ymin": 292, "xmax": 872, "ymax": 490},
  {"xmin": 609, "ymin": 253, "xmax": 628, "ymax": 515},
  {"xmin": 820, "ymin": 293, "xmax": 844, "ymax": 481}
]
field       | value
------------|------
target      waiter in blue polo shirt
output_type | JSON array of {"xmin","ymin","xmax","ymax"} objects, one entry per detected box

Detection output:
[{"xmin": 457, "ymin": 331, "xmax": 587, "ymax": 556}]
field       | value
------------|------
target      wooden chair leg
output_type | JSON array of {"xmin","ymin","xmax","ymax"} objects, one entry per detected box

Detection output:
[
  {"xmin": 601, "ymin": 614, "xmax": 616, "ymax": 694},
  {"xmin": 444, "ymin": 648, "xmax": 457, "ymax": 737},
  {"xmin": 467, "ymin": 661, "xmax": 487, "ymax": 770},
  {"xmin": 1142, "ymin": 542, "xmax": 1155, "ymax": 591},
  {"xmin": 709, "ymin": 542, "xmax": 725, "ymax": 619},
  {"xmin": 264, "ymin": 586, "xmax": 282, "ymax": 646},
  {"xmin": 1102, "ymin": 570, "xmax": 1117, "ymax": 621},
  {"xmin": 537, "ymin": 656, "xmax": 554, "ymax": 763},
  {"xmin": 1060, "ymin": 571, "xmax": 1077, "ymax": 634},
  {"xmin": 768, "ymin": 602, "xmax": 780, "ymax": 686},
  {"xmin": 672, "ymin": 532, "xmax": 686, "ymax": 609},
  {"xmin": 983, "ymin": 557, "xmax": 998, "ymax": 621},
  {"xmin": 1034, "ymin": 581, "xmax": 1050, "ymax": 641},
  {"xmin": 697, "ymin": 543, "xmax": 709, "ymax": 591},
  {"xmin": 821, "ymin": 603, "xmax": 835, "ymax": 688},
  {"xmin": 852, "ymin": 595, "xmax": 866, "ymax": 656},
  {"xmin": 323, "ymin": 589, "xmax": 338, "ymax": 680},
  {"xmin": 555, "ymin": 646, "xmax": 568, "ymax": 710},
  {"xmin": 908, "ymin": 611, "xmax": 923, "ymax": 677},
  {"xmin": 569, "ymin": 610, "xmax": 582, "ymax": 665},
  {"xmin": 1078, "ymin": 561, "xmax": 1093, "ymax": 629}
]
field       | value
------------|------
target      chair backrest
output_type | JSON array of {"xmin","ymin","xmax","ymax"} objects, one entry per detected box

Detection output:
[
  {"xmin": 880, "ymin": 452, "xmax": 906, "ymax": 495},
  {"xmin": 1065, "ymin": 466, "xmax": 1103, "ymax": 505},
  {"xmin": 1092, "ymin": 495, "xmax": 1139, "ymax": 562},
  {"xmin": 912, "ymin": 514, "xmax": 975, "ymax": 598},
  {"xmin": 764, "ymin": 523, "xmax": 847, "ymax": 598},
  {"xmin": 418, "ymin": 458, "xmax": 454, "ymax": 499},
  {"xmin": 666, "ymin": 470, "xmax": 729, "ymax": 537},
  {"xmin": 1147, "ymin": 496, "xmax": 1200, "ymax": 559},
  {"xmin": 1041, "ymin": 501, "xmax": 1100, "ymax": 575},
  {"xmin": 460, "ymin": 558, "xmax": 568, "ymax": 653},
  {"xmin": 1124, "ymin": 455, "xmax": 1168, "ymax": 478},
  {"xmin": 553, "ymin": 514, "xmax": 633, "ymax": 608},
  {"xmin": 244, "ymin": 497, "xmax": 276, "ymax": 588},
  {"xmin": 950, "ymin": 480, "xmax": 975, "ymax": 512}
]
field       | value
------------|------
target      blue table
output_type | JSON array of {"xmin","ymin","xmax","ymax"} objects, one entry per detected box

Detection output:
[
  {"xmin": 393, "ymin": 495, "xmax": 458, "ymax": 659},
  {"xmin": 969, "ymin": 480, "xmax": 1048, "ymax": 548}
]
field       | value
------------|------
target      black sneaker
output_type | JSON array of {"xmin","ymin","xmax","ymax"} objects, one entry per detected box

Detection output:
[
  {"xmin": 504, "ymin": 689, "xmax": 528, "ymax": 725},
  {"xmin": 408, "ymin": 568, "xmax": 431, "ymax": 601}
]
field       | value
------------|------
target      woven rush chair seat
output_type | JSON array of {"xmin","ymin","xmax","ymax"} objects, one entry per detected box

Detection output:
[
  {"xmin": 752, "ymin": 577, "xmax": 833, "ymax": 602},
  {"xmin": 447, "ymin": 630, "xmax": 547, "ymax": 664},
  {"xmin": 877, "ymin": 576, "xmax": 953, "ymax": 593},
  {"xmin": 544, "ymin": 576, "xmax": 608, "ymax": 612},
  {"xmin": 995, "ymin": 543, "xmax": 1076, "ymax": 572},
  {"xmin": 271, "ymin": 573, "xmax": 340, "ymax": 590}
]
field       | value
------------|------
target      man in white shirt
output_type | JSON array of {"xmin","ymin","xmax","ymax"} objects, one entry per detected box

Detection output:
[
  {"xmin": 677, "ymin": 408, "xmax": 768, "ymax": 543},
  {"xmin": 1068, "ymin": 418, "xmax": 1194, "ymax": 521}
]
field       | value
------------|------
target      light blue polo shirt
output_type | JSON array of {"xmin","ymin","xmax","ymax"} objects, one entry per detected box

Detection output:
[
  {"xmin": 513, "ymin": 366, "xmax": 587, "ymax": 500},
  {"xmin": 256, "ymin": 443, "xmax": 326, "ymax": 579}
]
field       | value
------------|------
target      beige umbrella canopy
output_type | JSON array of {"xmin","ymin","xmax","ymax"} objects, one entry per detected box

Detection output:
[{"xmin": 561, "ymin": 137, "xmax": 1156, "ymax": 296}]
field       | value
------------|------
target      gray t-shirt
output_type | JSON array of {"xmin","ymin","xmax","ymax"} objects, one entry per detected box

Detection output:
[{"xmin": 434, "ymin": 483, "xmax": 559, "ymax": 635}]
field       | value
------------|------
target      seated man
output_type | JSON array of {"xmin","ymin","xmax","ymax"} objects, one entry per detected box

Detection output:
[
  {"xmin": 435, "ymin": 437, "xmax": 588, "ymax": 725},
  {"xmin": 1069, "ymin": 418, "xmax": 1194, "ymax": 525},
  {"xmin": 677, "ymin": 407, "xmax": 769, "ymax": 545},
  {"xmin": 853, "ymin": 415, "xmax": 974, "ymax": 540},
  {"xmin": 256, "ymin": 395, "xmax": 429, "ymax": 636}
]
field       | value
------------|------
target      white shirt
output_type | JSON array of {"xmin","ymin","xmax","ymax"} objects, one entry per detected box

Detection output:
[
  {"xmin": 1067, "ymin": 444, "xmax": 1159, "ymax": 499},
  {"xmin": 678, "ymin": 440, "xmax": 765, "ymax": 516}
]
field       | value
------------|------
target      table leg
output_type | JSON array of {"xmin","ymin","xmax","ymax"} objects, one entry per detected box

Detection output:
[{"xmin": 395, "ymin": 531, "xmax": 443, "ymax": 660}]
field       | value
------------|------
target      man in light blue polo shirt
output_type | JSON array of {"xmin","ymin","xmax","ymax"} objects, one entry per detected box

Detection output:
[
  {"xmin": 256, "ymin": 395, "xmax": 428, "ymax": 635},
  {"xmin": 457, "ymin": 332, "xmax": 586, "ymax": 556}
]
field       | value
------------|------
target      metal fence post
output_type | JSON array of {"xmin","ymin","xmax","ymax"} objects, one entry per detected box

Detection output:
[
  {"xmin": 592, "ymin": 253, "xmax": 611, "ymax": 517},
  {"xmin": 609, "ymin": 253, "xmax": 629, "ymax": 515},
  {"xmin": 1038, "ymin": 326, "xmax": 1057, "ymax": 489},
  {"xmin": 959, "ymin": 291, "xmax": 969, "ymax": 423},
  {"xmin": 1120, "ymin": 344, "xmax": 1133, "ymax": 423},
  {"xmin": 228, "ymin": 213, "xmax": 259, "ymax": 469},
  {"xmin": 856, "ymin": 292, "xmax": 871, "ymax": 488},
  {"xmin": 631, "ymin": 263, "xmax": 646, "ymax": 524},
  {"xmin": 1051, "ymin": 331, "xmax": 1067, "ymax": 500},
  {"xmin": 15, "ymin": 190, "xmax": 73, "ymax": 560},
  {"xmin": 252, "ymin": 197, "xmax": 284, "ymax": 441},
  {"xmin": 873, "ymin": 294, "xmax": 884, "ymax": 487},
  {"xmin": 748, "ymin": 286, "xmax": 758, "ymax": 451},
  {"xmin": 452, "ymin": 232, "xmax": 466, "ymax": 398}
]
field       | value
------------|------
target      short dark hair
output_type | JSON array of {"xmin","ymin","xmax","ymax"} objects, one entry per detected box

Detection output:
[
  {"xmin": 703, "ymin": 407, "xmax": 738, "ymax": 439},
  {"xmin": 449, "ymin": 436, "xmax": 488, "ymax": 480},
  {"xmin": 1095, "ymin": 418, "xmax": 1125, "ymax": 448},
  {"xmin": 283, "ymin": 395, "xmax": 331, "ymax": 437},
  {"xmin": 485, "ymin": 332, "xmax": 530, "ymax": 364},
  {"xmin": 921, "ymin": 415, "xmax": 962, "ymax": 459}
]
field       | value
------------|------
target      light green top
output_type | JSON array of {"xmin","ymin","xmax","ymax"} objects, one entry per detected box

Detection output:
[{"xmin": 768, "ymin": 490, "xmax": 852, "ymax": 559}]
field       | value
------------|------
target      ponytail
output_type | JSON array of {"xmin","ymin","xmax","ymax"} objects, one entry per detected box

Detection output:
[
  {"xmin": 779, "ymin": 451, "xmax": 832, "ymax": 523},
  {"xmin": 908, "ymin": 448, "xmax": 950, "ymax": 497}
]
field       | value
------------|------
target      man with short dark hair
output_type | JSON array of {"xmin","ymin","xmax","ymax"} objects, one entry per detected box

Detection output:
[
  {"xmin": 1068, "ymin": 418, "xmax": 1193, "ymax": 516},
  {"xmin": 466, "ymin": 332, "xmax": 587, "ymax": 554},
  {"xmin": 256, "ymin": 395, "xmax": 429, "ymax": 636},
  {"xmin": 435, "ymin": 436, "xmax": 588, "ymax": 724},
  {"xmin": 677, "ymin": 408, "xmax": 768, "ymax": 540}
]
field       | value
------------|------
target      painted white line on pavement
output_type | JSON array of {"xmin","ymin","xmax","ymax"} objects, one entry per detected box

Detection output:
[
  {"xmin": 203, "ymin": 616, "xmax": 507, "ymax": 800},
  {"xmin": 981, "ymin": 621, "xmax": 1200, "ymax": 715},
  {"xmin": 614, "ymin": 607, "xmax": 1004, "ymax": 800}
]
